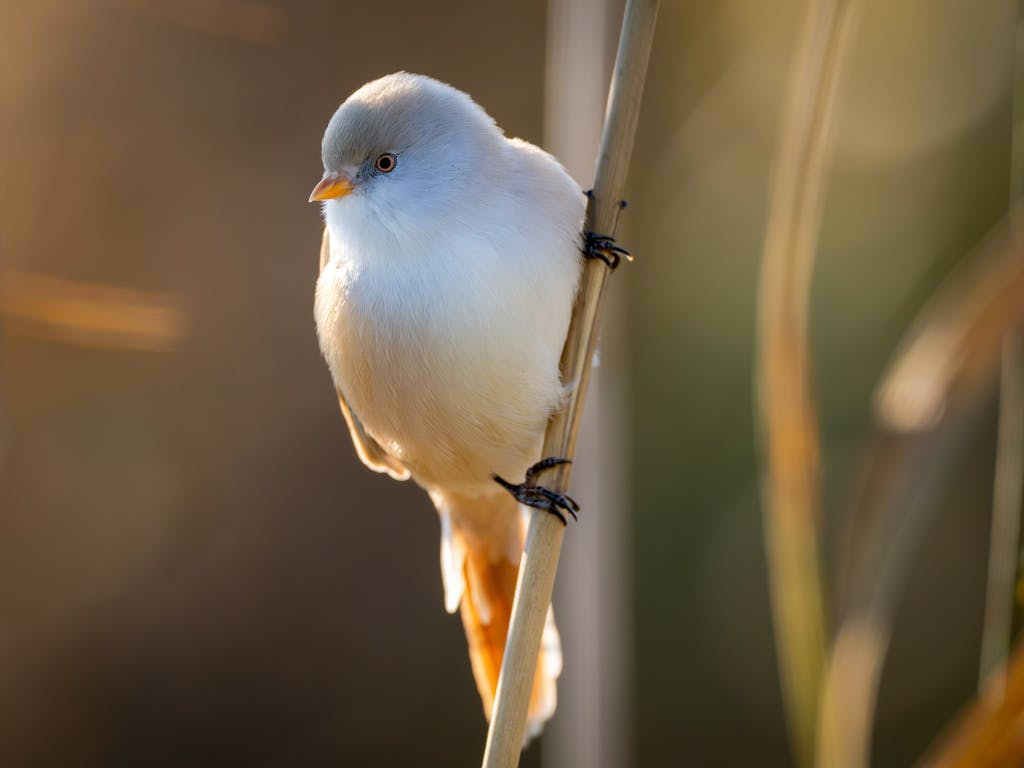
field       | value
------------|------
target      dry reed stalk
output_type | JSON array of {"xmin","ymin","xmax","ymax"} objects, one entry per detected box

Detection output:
[
  {"xmin": 480, "ymin": 1, "xmax": 660, "ymax": 765},
  {"xmin": 754, "ymin": 0, "xmax": 858, "ymax": 764}
]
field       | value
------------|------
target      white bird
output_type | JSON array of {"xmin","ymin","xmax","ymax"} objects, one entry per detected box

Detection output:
[{"xmin": 311, "ymin": 72, "xmax": 592, "ymax": 738}]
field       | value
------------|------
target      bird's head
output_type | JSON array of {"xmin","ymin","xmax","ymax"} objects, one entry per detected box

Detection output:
[{"xmin": 310, "ymin": 72, "xmax": 504, "ymax": 237}]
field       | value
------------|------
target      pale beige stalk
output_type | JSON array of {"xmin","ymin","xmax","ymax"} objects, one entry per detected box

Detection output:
[{"xmin": 480, "ymin": 1, "xmax": 660, "ymax": 765}]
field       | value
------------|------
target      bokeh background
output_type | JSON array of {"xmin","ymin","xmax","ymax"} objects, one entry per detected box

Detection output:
[{"xmin": 0, "ymin": 0, "xmax": 1016, "ymax": 766}]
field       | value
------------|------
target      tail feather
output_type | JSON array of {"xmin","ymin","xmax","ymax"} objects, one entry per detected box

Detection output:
[{"xmin": 433, "ymin": 490, "xmax": 561, "ymax": 740}]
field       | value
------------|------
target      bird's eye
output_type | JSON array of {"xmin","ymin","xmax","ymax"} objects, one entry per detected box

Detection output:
[{"xmin": 374, "ymin": 153, "xmax": 397, "ymax": 173}]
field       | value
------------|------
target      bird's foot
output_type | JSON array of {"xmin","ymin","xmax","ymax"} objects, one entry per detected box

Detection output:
[
  {"xmin": 582, "ymin": 190, "xmax": 632, "ymax": 272},
  {"xmin": 494, "ymin": 457, "xmax": 579, "ymax": 526},
  {"xmin": 584, "ymin": 231, "xmax": 632, "ymax": 270}
]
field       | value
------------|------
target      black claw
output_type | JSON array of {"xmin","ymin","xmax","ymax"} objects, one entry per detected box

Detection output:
[
  {"xmin": 583, "ymin": 231, "xmax": 633, "ymax": 270},
  {"xmin": 524, "ymin": 456, "xmax": 572, "ymax": 485},
  {"xmin": 538, "ymin": 487, "xmax": 579, "ymax": 520},
  {"xmin": 493, "ymin": 457, "xmax": 579, "ymax": 526}
]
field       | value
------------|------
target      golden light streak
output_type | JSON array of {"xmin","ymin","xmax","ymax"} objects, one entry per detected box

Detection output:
[{"xmin": 0, "ymin": 270, "xmax": 186, "ymax": 351}]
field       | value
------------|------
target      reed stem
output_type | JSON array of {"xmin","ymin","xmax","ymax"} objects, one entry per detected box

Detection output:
[{"xmin": 480, "ymin": 1, "xmax": 660, "ymax": 765}]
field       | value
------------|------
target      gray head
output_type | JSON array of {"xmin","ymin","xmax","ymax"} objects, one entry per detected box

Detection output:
[{"xmin": 310, "ymin": 73, "xmax": 505, "ymax": 232}]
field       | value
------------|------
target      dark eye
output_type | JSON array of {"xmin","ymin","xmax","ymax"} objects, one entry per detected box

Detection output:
[{"xmin": 374, "ymin": 153, "xmax": 397, "ymax": 173}]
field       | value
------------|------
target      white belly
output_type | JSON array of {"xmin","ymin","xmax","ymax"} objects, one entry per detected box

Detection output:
[{"xmin": 315, "ymin": 237, "xmax": 573, "ymax": 497}]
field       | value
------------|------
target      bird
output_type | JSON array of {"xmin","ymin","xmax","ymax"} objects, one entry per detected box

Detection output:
[{"xmin": 310, "ymin": 72, "xmax": 590, "ymax": 740}]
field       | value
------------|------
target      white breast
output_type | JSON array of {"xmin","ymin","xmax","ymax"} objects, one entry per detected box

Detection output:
[{"xmin": 315, "ymin": 139, "xmax": 584, "ymax": 497}]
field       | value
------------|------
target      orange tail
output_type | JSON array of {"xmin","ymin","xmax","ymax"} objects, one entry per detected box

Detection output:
[{"xmin": 432, "ymin": 490, "xmax": 562, "ymax": 741}]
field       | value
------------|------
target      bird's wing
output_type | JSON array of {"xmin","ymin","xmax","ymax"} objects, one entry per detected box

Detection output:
[
  {"xmin": 319, "ymin": 228, "xmax": 411, "ymax": 481},
  {"xmin": 333, "ymin": 384, "xmax": 411, "ymax": 481}
]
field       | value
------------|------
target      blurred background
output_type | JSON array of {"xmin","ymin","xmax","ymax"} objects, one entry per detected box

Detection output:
[{"xmin": 0, "ymin": 0, "xmax": 1017, "ymax": 765}]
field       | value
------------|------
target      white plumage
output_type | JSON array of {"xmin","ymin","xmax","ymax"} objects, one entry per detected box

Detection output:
[{"xmin": 312, "ymin": 72, "xmax": 584, "ymax": 737}]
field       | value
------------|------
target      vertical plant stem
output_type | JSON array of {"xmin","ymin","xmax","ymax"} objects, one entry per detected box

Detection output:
[
  {"xmin": 979, "ymin": 1, "xmax": 1024, "ymax": 691},
  {"xmin": 543, "ymin": 1, "xmax": 633, "ymax": 766},
  {"xmin": 480, "ymin": 1, "xmax": 659, "ymax": 765},
  {"xmin": 980, "ymin": 332, "xmax": 1024, "ymax": 690},
  {"xmin": 755, "ymin": 0, "xmax": 857, "ymax": 765}
]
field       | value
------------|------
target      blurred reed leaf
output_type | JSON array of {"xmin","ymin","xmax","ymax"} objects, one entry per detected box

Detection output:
[
  {"xmin": 874, "ymin": 215, "xmax": 1024, "ymax": 435},
  {"xmin": 824, "ymin": 206, "xmax": 1024, "ymax": 768},
  {"xmin": 979, "ymin": 0, "xmax": 1024, "ymax": 695}
]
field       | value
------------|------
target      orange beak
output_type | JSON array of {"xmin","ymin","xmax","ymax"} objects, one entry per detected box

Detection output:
[{"xmin": 309, "ymin": 171, "xmax": 354, "ymax": 202}]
